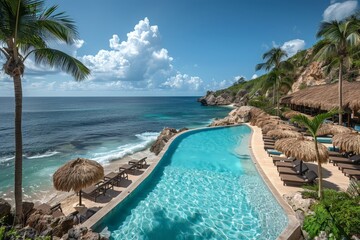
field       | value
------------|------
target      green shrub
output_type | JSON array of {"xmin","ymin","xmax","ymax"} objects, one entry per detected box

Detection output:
[
  {"xmin": 0, "ymin": 226, "xmax": 5, "ymax": 240},
  {"xmin": 303, "ymin": 204, "xmax": 340, "ymax": 239},
  {"xmin": 303, "ymin": 189, "xmax": 360, "ymax": 238}
]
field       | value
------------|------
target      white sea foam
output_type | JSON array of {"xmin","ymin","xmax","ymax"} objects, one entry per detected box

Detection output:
[
  {"xmin": 0, "ymin": 150, "xmax": 60, "ymax": 163},
  {"xmin": 0, "ymin": 156, "xmax": 15, "ymax": 163},
  {"xmin": 93, "ymin": 132, "xmax": 159, "ymax": 163},
  {"xmin": 26, "ymin": 151, "xmax": 60, "ymax": 159}
]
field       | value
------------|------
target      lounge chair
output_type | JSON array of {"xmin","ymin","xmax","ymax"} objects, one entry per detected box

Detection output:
[
  {"xmin": 128, "ymin": 157, "xmax": 147, "ymax": 169},
  {"xmin": 264, "ymin": 144, "xmax": 275, "ymax": 150},
  {"xmin": 277, "ymin": 163, "xmax": 309, "ymax": 175},
  {"xmin": 267, "ymin": 149, "xmax": 282, "ymax": 156},
  {"xmin": 272, "ymin": 156, "xmax": 295, "ymax": 165},
  {"xmin": 104, "ymin": 169, "xmax": 128, "ymax": 186},
  {"xmin": 317, "ymin": 137, "xmax": 332, "ymax": 144},
  {"xmin": 119, "ymin": 163, "xmax": 136, "ymax": 174},
  {"xmin": 343, "ymin": 169, "xmax": 360, "ymax": 179},
  {"xmin": 81, "ymin": 180, "xmax": 113, "ymax": 202},
  {"xmin": 336, "ymin": 163, "xmax": 360, "ymax": 172},
  {"xmin": 276, "ymin": 159, "xmax": 301, "ymax": 168},
  {"xmin": 280, "ymin": 170, "xmax": 318, "ymax": 186},
  {"xmin": 330, "ymin": 154, "xmax": 360, "ymax": 165}
]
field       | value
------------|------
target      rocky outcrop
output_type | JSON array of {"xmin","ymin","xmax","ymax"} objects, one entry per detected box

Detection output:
[
  {"xmin": 150, "ymin": 128, "xmax": 188, "ymax": 155},
  {"xmin": 210, "ymin": 106, "xmax": 253, "ymax": 126},
  {"xmin": 284, "ymin": 191, "xmax": 316, "ymax": 225},
  {"xmin": 291, "ymin": 62, "xmax": 327, "ymax": 93},
  {"xmin": 0, "ymin": 198, "xmax": 11, "ymax": 219},
  {"xmin": 198, "ymin": 91, "xmax": 234, "ymax": 106}
]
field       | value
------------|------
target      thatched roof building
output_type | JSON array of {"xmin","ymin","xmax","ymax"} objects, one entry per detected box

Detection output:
[{"xmin": 281, "ymin": 81, "xmax": 360, "ymax": 112}]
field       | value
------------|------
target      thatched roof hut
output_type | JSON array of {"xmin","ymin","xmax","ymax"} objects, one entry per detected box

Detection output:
[{"xmin": 280, "ymin": 81, "xmax": 360, "ymax": 112}]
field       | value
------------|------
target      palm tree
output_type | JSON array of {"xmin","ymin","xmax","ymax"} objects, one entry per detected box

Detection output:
[
  {"xmin": 291, "ymin": 110, "xmax": 336, "ymax": 199},
  {"xmin": 256, "ymin": 48, "xmax": 293, "ymax": 115},
  {"xmin": 314, "ymin": 16, "xmax": 360, "ymax": 125},
  {"xmin": 0, "ymin": 0, "xmax": 90, "ymax": 223}
]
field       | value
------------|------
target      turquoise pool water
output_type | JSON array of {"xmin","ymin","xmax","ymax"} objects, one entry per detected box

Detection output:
[{"xmin": 95, "ymin": 126, "xmax": 288, "ymax": 239}]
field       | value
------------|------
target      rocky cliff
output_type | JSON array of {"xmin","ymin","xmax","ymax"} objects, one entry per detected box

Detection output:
[{"xmin": 198, "ymin": 89, "xmax": 248, "ymax": 106}]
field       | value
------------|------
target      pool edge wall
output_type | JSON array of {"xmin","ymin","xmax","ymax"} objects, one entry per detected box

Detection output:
[
  {"xmin": 246, "ymin": 124, "xmax": 301, "ymax": 240},
  {"xmin": 82, "ymin": 124, "xmax": 301, "ymax": 240}
]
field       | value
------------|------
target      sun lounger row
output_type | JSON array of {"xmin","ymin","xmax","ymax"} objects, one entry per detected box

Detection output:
[
  {"xmin": 272, "ymin": 156, "xmax": 318, "ymax": 186},
  {"xmin": 81, "ymin": 157, "xmax": 148, "ymax": 202}
]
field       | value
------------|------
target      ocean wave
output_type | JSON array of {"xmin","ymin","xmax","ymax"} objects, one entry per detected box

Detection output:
[
  {"xmin": 0, "ymin": 150, "xmax": 60, "ymax": 163},
  {"xmin": 0, "ymin": 155, "xmax": 15, "ymax": 164},
  {"xmin": 26, "ymin": 151, "xmax": 60, "ymax": 159},
  {"xmin": 93, "ymin": 132, "xmax": 159, "ymax": 163}
]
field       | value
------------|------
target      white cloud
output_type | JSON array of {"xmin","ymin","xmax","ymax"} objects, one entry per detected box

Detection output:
[
  {"xmin": 81, "ymin": 17, "xmax": 174, "ymax": 86},
  {"xmin": 280, "ymin": 39, "xmax": 305, "ymax": 57},
  {"xmin": 251, "ymin": 74, "xmax": 258, "ymax": 79},
  {"xmin": 323, "ymin": 1, "xmax": 358, "ymax": 21},
  {"xmin": 162, "ymin": 73, "xmax": 203, "ymax": 90}
]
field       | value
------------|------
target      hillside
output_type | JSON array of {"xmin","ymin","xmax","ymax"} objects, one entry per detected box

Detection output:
[{"xmin": 198, "ymin": 46, "xmax": 359, "ymax": 111}]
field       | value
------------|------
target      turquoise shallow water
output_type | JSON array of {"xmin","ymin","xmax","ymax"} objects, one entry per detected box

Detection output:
[{"xmin": 96, "ymin": 126, "xmax": 288, "ymax": 239}]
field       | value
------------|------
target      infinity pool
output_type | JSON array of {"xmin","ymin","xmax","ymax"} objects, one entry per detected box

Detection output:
[{"xmin": 95, "ymin": 126, "xmax": 288, "ymax": 239}]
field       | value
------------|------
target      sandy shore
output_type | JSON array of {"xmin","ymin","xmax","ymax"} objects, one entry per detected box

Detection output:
[{"xmin": 38, "ymin": 149, "xmax": 157, "ymax": 216}]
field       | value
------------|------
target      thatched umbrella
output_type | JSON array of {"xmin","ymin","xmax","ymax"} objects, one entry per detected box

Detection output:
[
  {"xmin": 333, "ymin": 132, "xmax": 360, "ymax": 154},
  {"xmin": 267, "ymin": 129, "xmax": 302, "ymax": 139},
  {"xmin": 53, "ymin": 158, "xmax": 104, "ymax": 206},
  {"xmin": 275, "ymin": 137, "xmax": 329, "ymax": 173},
  {"xmin": 262, "ymin": 123, "xmax": 298, "ymax": 134},
  {"xmin": 256, "ymin": 119, "xmax": 281, "ymax": 128},
  {"xmin": 282, "ymin": 110, "xmax": 313, "ymax": 120},
  {"xmin": 316, "ymin": 123, "xmax": 352, "ymax": 136}
]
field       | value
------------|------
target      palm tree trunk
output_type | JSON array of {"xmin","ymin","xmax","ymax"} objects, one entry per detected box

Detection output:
[
  {"xmin": 314, "ymin": 139, "xmax": 323, "ymax": 199},
  {"xmin": 272, "ymin": 84, "xmax": 276, "ymax": 105},
  {"xmin": 276, "ymin": 76, "xmax": 280, "ymax": 116},
  {"xmin": 13, "ymin": 75, "xmax": 23, "ymax": 224},
  {"xmin": 338, "ymin": 60, "xmax": 343, "ymax": 125}
]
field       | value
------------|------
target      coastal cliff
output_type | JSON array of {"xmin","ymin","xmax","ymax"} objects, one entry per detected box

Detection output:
[{"xmin": 199, "ymin": 47, "xmax": 360, "ymax": 107}]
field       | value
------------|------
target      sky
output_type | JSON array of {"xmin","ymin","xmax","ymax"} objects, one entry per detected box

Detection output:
[{"xmin": 0, "ymin": 0, "xmax": 359, "ymax": 96}]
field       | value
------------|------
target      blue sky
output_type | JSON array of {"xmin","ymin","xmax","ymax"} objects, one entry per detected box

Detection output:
[{"xmin": 0, "ymin": 0, "xmax": 358, "ymax": 96}]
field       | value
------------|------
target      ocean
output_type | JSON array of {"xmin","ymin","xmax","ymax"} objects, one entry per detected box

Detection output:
[{"xmin": 0, "ymin": 97, "xmax": 231, "ymax": 202}]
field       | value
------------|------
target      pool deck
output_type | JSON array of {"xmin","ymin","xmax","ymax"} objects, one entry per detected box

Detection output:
[{"xmin": 59, "ymin": 124, "xmax": 350, "ymax": 239}]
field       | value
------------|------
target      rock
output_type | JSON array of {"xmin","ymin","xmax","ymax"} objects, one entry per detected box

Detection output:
[
  {"xmin": 18, "ymin": 226, "xmax": 37, "ymax": 240},
  {"xmin": 52, "ymin": 215, "xmax": 76, "ymax": 237},
  {"xmin": 22, "ymin": 201, "xmax": 34, "ymax": 221},
  {"xmin": 210, "ymin": 106, "xmax": 254, "ymax": 126},
  {"xmin": 39, "ymin": 227, "xmax": 53, "ymax": 237},
  {"xmin": 0, "ymin": 198, "xmax": 11, "ymax": 219},
  {"xmin": 198, "ymin": 90, "xmax": 235, "ymax": 106},
  {"xmin": 314, "ymin": 231, "xmax": 328, "ymax": 240},
  {"xmin": 26, "ymin": 210, "xmax": 53, "ymax": 233},
  {"xmin": 83, "ymin": 231, "xmax": 101, "ymax": 240},
  {"xmin": 150, "ymin": 128, "xmax": 188, "ymax": 155},
  {"xmin": 284, "ymin": 192, "xmax": 316, "ymax": 213},
  {"xmin": 291, "ymin": 62, "xmax": 327, "ymax": 93},
  {"xmin": 67, "ymin": 226, "xmax": 88, "ymax": 239}
]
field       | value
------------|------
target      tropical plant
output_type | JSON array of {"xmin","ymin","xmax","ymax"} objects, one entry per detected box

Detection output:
[
  {"xmin": 314, "ymin": 15, "xmax": 360, "ymax": 125},
  {"xmin": 0, "ymin": 0, "xmax": 90, "ymax": 223},
  {"xmin": 303, "ymin": 188, "xmax": 360, "ymax": 239},
  {"xmin": 255, "ymin": 47, "xmax": 294, "ymax": 115},
  {"xmin": 291, "ymin": 110, "xmax": 336, "ymax": 199}
]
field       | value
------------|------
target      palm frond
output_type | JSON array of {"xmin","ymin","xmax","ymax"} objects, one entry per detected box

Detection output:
[
  {"xmin": 34, "ymin": 48, "xmax": 90, "ymax": 81},
  {"xmin": 38, "ymin": 4, "xmax": 78, "ymax": 44}
]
